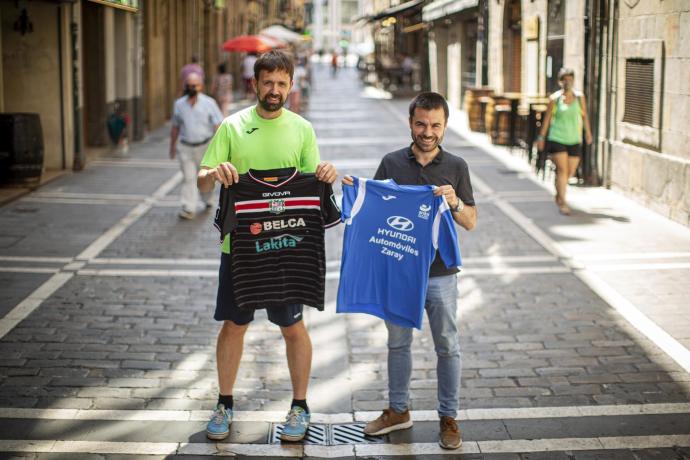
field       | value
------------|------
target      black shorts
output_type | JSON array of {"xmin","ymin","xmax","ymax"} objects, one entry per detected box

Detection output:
[
  {"xmin": 215, "ymin": 253, "xmax": 304, "ymax": 327},
  {"xmin": 546, "ymin": 141, "xmax": 582, "ymax": 157}
]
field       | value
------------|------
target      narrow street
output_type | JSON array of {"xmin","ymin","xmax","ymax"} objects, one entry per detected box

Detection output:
[{"xmin": 1, "ymin": 65, "xmax": 690, "ymax": 459}]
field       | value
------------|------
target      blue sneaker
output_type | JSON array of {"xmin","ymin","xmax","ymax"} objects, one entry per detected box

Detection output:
[
  {"xmin": 206, "ymin": 403, "xmax": 232, "ymax": 440},
  {"xmin": 280, "ymin": 406, "xmax": 310, "ymax": 441}
]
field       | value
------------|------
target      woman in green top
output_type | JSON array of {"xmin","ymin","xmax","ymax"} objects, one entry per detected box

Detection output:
[{"xmin": 537, "ymin": 68, "xmax": 593, "ymax": 215}]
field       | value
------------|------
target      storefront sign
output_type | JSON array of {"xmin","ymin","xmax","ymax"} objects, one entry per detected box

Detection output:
[
  {"xmin": 525, "ymin": 15, "xmax": 540, "ymax": 41},
  {"xmin": 88, "ymin": 0, "xmax": 139, "ymax": 13}
]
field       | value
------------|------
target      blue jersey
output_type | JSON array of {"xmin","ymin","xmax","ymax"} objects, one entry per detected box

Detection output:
[{"xmin": 336, "ymin": 177, "xmax": 462, "ymax": 329}]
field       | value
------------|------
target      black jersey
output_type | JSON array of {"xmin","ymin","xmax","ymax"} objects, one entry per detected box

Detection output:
[{"xmin": 215, "ymin": 167, "xmax": 341, "ymax": 311}]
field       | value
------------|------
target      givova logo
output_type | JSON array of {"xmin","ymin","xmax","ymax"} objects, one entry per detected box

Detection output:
[
  {"xmin": 255, "ymin": 234, "xmax": 303, "ymax": 253},
  {"xmin": 386, "ymin": 216, "xmax": 414, "ymax": 232}
]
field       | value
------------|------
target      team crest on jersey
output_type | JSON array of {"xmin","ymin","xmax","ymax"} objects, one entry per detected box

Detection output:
[
  {"xmin": 418, "ymin": 204, "xmax": 431, "ymax": 220},
  {"xmin": 268, "ymin": 199, "xmax": 285, "ymax": 214}
]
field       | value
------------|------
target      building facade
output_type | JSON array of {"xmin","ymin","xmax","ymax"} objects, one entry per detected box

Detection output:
[
  {"xmin": 599, "ymin": 0, "xmax": 690, "ymax": 226},
  {"xmin": 1, "ymin": 0, "xmax": 308, "ymax": 177},
  {"xmin": 420, "ymin": 0, "xmax": 689, "ymax": 226},
  {"xmin": 1, "ymin": 0, "xmax": 142, "ymax": 172}
]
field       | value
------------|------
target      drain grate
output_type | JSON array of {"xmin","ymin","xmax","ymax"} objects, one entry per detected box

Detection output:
[
  {"xmin": 270, "ymin": 423, "xmax": 328, "ymax": 445},
  {"xmin": 330, "ymin": 423, "xmax": 385, "ymax": 445}
]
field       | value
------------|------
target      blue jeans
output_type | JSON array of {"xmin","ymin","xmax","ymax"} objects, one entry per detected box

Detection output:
[{"xmin": 386, "ymin": 274, "xmax": 460, "ymax": 418}]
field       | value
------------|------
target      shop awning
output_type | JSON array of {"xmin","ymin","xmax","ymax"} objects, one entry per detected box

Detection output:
[
  {"xmin": 422, "ymin": 0, "xmax": 479, "ymax": 22},
  {"xmin": 87, "ymin": 0, "xmax": 138, "ymax": 12},
  {"xmin": 371, "ymin": 0, "xmax": 425, "ymax": 21}
]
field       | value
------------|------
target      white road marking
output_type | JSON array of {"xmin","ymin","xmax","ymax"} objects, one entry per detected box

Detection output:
[
  {"xmin": 30, "ymin": 192, "xmax": 150, "ymax": 200},
  {"xmin": 0, "ymin": 172, "xmax": 183, "ymax": 339},
  {"xmin": 91, "ymin": 159, "xmax": 178, "ymax": 169},
  {"xmin": 76, "ymin": 268, "xmax": 218, "ymax": 277},
  {"xmin": 2, "ymin": 435, "xmax": 690, "ymax": 456},
  {"xmin": 319, "ymin": 137, "xmax": 407, "ymax": 146},
  {"xmin": 587, "ymin": 262, "xmax": 690, "ymax": 272},
  {"xmin": 0, "ymin": 256, "xmax": 72, "ymax": 263},
  {"xmin": 0, "ymin": 267, "xmax": 60, "ymax": 274},
  {"xmin": 0, "ymin": 272, "xmax": 73, "ymax": 339},
  {"xmin": 90, "ymin": 257, "xmax": 220, "ymax": 266},
  {"xmin": 330, "ymin": 158, "xmax": 385, "ymax": 169},
  {"xmin": 21, "ymin": 197, "xmax": 142, "ymax": 205},
  {"xmin": 2, "ymin": 403, "xmax": 689, "ymax": 423},
  {"xmin": 76, "ymin": 172, "xmax": 182, "ymax": 261},
  {"xmin": 575, "ymin": 251, "xmax": 690, "ymax": 261}
]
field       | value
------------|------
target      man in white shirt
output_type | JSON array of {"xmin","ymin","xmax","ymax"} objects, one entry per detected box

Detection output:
[{"xmin": 169, "ymin": 72, "xmax": 223, "ymax": 219}]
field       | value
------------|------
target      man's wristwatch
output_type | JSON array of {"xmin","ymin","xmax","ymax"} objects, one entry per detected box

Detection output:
[{"xmin": 452, "ymin": 200, "xmax": 464, "ymax": 213}]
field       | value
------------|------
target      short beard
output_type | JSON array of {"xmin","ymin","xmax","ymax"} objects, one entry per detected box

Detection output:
[
  {"xmin": 412, "ymin": 133, "xmax": 442, "ymax": 153},
  {"xmin": 258, "ymin": 93, "xmax": 285, "ymax": 112}
]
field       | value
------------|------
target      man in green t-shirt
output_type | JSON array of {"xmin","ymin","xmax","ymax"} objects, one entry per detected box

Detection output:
[{"xmin": 197, "ymin": 50, "xmax": 337, "ymax": 442}]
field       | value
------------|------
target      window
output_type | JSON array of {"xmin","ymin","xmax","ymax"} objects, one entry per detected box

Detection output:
[{"xmin": 623, "ymin": 59, "xmax": 654, "ymax": 127}]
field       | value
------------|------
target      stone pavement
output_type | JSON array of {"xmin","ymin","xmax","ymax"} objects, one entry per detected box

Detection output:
[{"xmin": 0, "ymin": 65, "xmax": 689, "ymax": 459}]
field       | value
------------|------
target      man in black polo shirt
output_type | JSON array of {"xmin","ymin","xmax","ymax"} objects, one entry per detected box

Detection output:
[{"xmin": 351, "ymin": 92, "xmax": 477, "ymax": 449}]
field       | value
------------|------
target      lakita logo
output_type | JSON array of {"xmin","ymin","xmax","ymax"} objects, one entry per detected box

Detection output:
[
  {"xmin": 255, "ymin": 234, "xmax": 303, "ymax": 252},
  {"xmin": 386, "ymin": 216, "xmax": 414, "ymax": 232},
  {"xmin": 250, "ymin": 218, "xmax": 307, "ymax": 234}
]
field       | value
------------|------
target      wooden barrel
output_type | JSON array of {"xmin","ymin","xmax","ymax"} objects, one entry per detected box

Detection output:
[
  {"xmin": 464, "ymin": 90, "xmax": 479, "ymax": 131},
  {"xmin": 484, "ymin": 97, "xmax": 496, "ymax": 140},
  {"xmin": 0, "ymin": 113, "xmax": 44, "ymax": 185},
  {"xmin": 494, "ymin": 105, "xmax": 512, "ymax": 145}
]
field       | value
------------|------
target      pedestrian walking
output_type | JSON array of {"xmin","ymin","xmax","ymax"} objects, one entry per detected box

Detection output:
[
  {"xmin": 536, "ymin": 67, "xmax": 593, "ymax": 215},
  {"xmin": 169, "ymin": 72, "xmax": 223, "ymax": 220},
  {"xmin": 179, "ymin": 55, "xmax": 205, "ymax": 95},
  {"xmin": 211, "ymin": 63, "xmax": 233, "ymax": 117},
  {"xmin": 197, "ymin": 50, "xmax": 337, "ymax": 442},
  {"xmin": 330, "ymin": 50, "xmax": 339, "ymax": 78},
  {"xmin": 241, "ymin": 52, "xmax": 258, "ymax": 98},
  {"xmin": 106, "ymin": 102, "xmax": 130, "ymax": 154},
  {"xmin": 343, "ymin": 92, "xmax": 476, "ymax": 450}
]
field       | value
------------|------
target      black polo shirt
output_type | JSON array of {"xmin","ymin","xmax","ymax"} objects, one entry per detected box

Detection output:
[{"xmin": 374, "ymin": 144, "xmax": 475, "ymax": 277}]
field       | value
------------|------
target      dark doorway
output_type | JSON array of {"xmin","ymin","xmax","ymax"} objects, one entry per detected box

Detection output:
[
  {"xmin": 502, "ymin": 0, "xmax": 522, "ymax": 93},
  {"xmin": 81, "ymin": 1, "xmax": 107, "ymax": 146}
]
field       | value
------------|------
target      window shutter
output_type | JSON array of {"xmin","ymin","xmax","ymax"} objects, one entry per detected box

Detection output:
[{"xmin": 623, "ymin": 59, "xmax": 654, "ymax": 127}]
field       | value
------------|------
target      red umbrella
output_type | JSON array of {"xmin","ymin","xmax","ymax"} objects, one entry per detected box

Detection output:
[{"xmin": 222, "ymin": 34, "xmax": 286, "ymax": 53}]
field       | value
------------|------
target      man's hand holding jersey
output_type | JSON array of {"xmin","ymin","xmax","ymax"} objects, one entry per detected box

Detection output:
[
  {"xmin": 434, "ymin": 185, "xmax": 460, "ymax": 210},
  {"xmin": 315, "ymin": 161, "xmax": 338, "ymax": 184}
]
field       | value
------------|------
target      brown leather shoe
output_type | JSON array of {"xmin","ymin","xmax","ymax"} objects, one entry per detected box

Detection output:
[
  {"xmin": 363, "ymin": 408, "xmax": 413, "ymax": 436},
  {"xmin": 439, "ymin": 416, "xmax": 462, "ymax": 449}
]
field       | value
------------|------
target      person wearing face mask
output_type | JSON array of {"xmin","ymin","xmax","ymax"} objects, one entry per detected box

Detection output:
[
  {"xmin": 536, "ymin": 68, "xmax": 593, "ymax": 215},
  {"xmin": 169, "ymin": 72, "xmax": 223, "ymax": 219}
]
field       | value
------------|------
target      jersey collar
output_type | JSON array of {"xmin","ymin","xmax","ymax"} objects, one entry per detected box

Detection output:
[{"xmin": 247, "ymin": 167, "xmax": 298, "ymax": 188}]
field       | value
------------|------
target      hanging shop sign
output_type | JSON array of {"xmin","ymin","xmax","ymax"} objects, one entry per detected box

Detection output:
[{"xmin": 525, "ymin": 15, "xmax": 540, "ymax": 41}]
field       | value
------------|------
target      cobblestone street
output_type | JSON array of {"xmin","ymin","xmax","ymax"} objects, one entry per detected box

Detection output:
[{"xmin": 1, "ymin": 66, "xmax": 690, "ymax": 459}]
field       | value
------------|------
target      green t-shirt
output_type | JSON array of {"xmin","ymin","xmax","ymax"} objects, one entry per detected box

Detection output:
[
  {"xmin": 547, "ymin": 92, "xmax": 583, "ymax": 145},
  {"xmin": 201, "ymin": 105, "xmax": 320, "ymax": 253}
]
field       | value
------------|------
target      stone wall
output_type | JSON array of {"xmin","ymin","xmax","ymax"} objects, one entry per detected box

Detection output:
[{"xmin": 610, "ymin": 0, "xmax": 690, "ymax": 226}]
